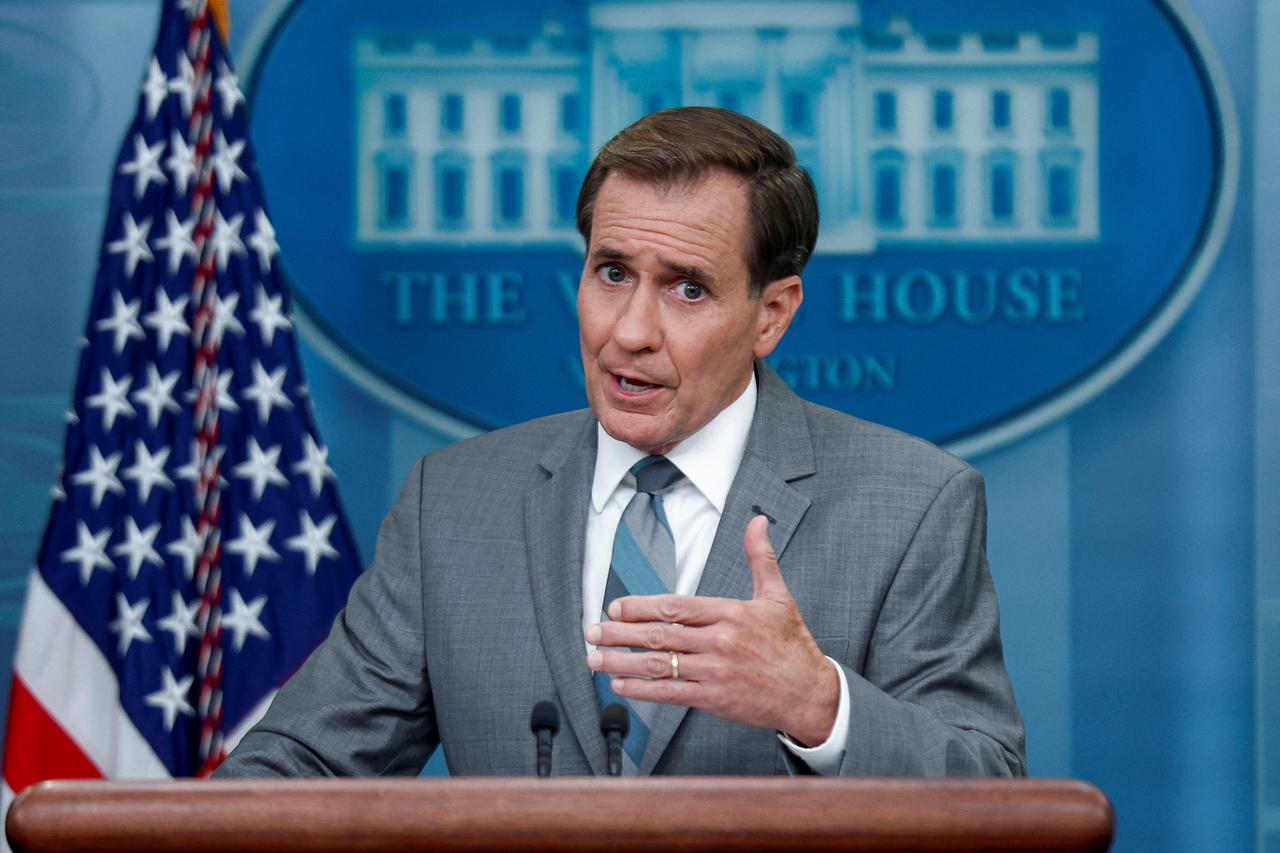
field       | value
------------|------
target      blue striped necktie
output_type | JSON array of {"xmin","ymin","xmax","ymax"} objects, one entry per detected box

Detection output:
[{"xmin": 594, "ymin": 455, "xmax": 686, "ymax": 775}]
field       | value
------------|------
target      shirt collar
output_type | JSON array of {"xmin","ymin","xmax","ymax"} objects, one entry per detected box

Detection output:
[{"xmin": 591, "ymin": 373, "xmax": 757, "ymax": 513}]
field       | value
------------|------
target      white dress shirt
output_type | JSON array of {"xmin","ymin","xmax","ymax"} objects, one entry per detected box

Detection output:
[{"xmin": 581, "ymin": 375, "xmax": 851, "ymax": 774}]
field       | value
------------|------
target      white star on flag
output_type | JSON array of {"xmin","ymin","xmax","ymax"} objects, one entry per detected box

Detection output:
[
  {"xmin": 142, "ymin": 58, "xmax": 168, "ymax": 119},
  {"xmin": 221, "ymin": 589, "xmax": 270, "ymax": 652},
  {"xmin": 167, "ymin": 53, "xmax": 196, "ymax": 117},
  {"xmin": 122, "ymin": 440, "xmax": 174, "ymax": 501},
  {"xmin": 225, "ymin": 514, "xmax": 279, "ymax": 577},
  {"xmin": 145, "ymin": 668, "xmax": 195, "ymax": 732},
  {"xmin": 233, "ymin": 437, "xmax": 288, "ymax": 501},
  {"xmin": 286, "ymin": 511, "xmax": 339, "ymax": 575},
  {"xmin": 118, "ymin": 133, "xmax": 167, "ymax": 199},
  {"xmin": 142, "ymin": 288, "xmax": 191, "ymax": 351},
  {"xmin": 112, "ymin": 517, "xmax": 165, "ymax": 580},
  {"xmin": 131, "ymin": 365, "xmax": 182, "ymax": 427},
  {"xmin": 247, "ymin": 210, "xmax": 280, "ymax": 273},
  {"xmin": 157, "ymin": 591, "xmax": 200, "ymax": 655},
  {"xmin": 215, "ymin": 61, "xmax": 245, "ymax": 118},
  {"xmin": 107, "ymin": 212, "xmax": 155, "ymax": 278},
  {"xmin": 166, "ymin": 130, "xmax": 197, "ymax": 195},
  {"xmin": 292, "ymin": 435, "xmax": 336, "ymax": 499},
  {"xmin": 86, "ymin": 368, "xmax": 137, "ymax": 430},
  {"xmin": 209, "ymin": 291, "xmax": 245, "ymax": 344},
  {"xmin": 60, "ymin": 521, "xmax": 114, "ymax": 584},
  {"xmin": 248, "ymin": 282, "xmax": 292, "ymax": 345},
  {"xmin": 211, "ymin": 368, "xmax": 240, "ymax": 413},
  {"xmin": 174, "ymin": 439, "xmax": 225, "ymax": 495},
  {"xmin": 153, "ymin": 209, "xmax": 198, "ymax": 274},
  {"xmin": 212, "ymin": 131, "xmax": 247, "ymax": 194},
  {"xmin": 95, "ymin": 291, "xmax": 146, "ymax": 354},
  {"xmin": 108, "ymin": 593, "xmax": 153, "ymax": 656},
  {"xmin": 71, "ymin": 446, "xmax": 125, "ymax": 508},
  {"xmin": 184, "ymin": 369, "xmax": 240, "ymax": 415},
  {"xmin": 165, "ymin": 515, "xmax": 203, "ymax": 580},
  {"xmin": 243, "ymin": 360, "xmax": 292, "ymax": 424},
  {"xmin": 210, "ymin": 210, "xmax": 246, "ymax": 271}
]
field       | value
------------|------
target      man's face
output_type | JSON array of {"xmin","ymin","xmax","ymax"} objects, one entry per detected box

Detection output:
[{"xmin": 578, "ymin": 170, "xmax": 801, "ymax": 455}]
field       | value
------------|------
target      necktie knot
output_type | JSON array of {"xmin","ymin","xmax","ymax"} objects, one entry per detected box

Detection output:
[{"xmin": 630, "ymin": 456, "xmax": 685, "ymax": 495}]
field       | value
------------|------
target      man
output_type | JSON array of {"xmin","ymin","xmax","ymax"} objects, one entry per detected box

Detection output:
[{"xmin": 218, "ymin": 107, "xmax": 1025, "ymax": 777}]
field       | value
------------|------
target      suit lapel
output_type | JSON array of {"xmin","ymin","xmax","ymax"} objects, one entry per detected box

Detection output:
[
  {"xmin": 525, "ymin": 415, "xmax": 608, "ymax": 775},
  {"xmin": 638, "ymin": 362, "xmax": 815, "ymax": 775}
]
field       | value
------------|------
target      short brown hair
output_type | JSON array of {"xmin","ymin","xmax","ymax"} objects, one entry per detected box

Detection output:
[{"xmin": 575, "ymin": 107, "xmax": 819, "ymax": 297}]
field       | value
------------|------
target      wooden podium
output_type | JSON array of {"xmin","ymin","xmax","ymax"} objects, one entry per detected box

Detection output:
[{"xmin": 7, "ymin": 777, "xmax": 1113, "ymax": 852}]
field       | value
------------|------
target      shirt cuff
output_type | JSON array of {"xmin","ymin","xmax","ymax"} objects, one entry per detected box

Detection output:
[{"xmin": 777, "ymin": 656, "xmax": 850, "ymax": 775}]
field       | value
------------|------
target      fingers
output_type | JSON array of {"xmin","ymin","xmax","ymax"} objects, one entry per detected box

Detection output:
[
  {"xmin": 589, "ymin": 649, "xmax": 705, "ymax": 708},
  {"xmin": 743, "ymin": 514, "xmax": 787, "ymax": 600},
  {"xmin": 588, "ymin": 647, "xmax": 689, "ymax": 681},
  {"xmin": 610, "ymin": 675, "xmax": 699, "ymax": 707},
  {"xmin": 605, "ymin": 593, "xmax": 733, "ymax": 627},
  {"xmin": 587, "ymin": 618, "xmax": 705, "ymax": 653}
]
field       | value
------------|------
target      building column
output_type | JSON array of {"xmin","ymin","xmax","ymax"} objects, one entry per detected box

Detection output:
[{"xmin": 758, "ymin": 28, "xmax": 785, "ymax": 131}]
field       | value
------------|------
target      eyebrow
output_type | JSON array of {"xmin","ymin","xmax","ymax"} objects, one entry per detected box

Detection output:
[{"xmin": 590, "ymin": 244, "xmax": 712, "ymax": 283}]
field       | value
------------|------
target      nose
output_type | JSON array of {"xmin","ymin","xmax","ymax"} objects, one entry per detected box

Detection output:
[{"xmin": 609, "ymin": 285, "xmax": 663, "ymax": 353}]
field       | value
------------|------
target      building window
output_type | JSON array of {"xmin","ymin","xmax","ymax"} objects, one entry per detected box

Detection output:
[
  {"xmin": 933, "ymin": 90, "xmax": 954, "ymax": 131},
  {"xmin": 500, "ymin": 94, "xmax": 522, "ymax": 134},
  {"xmin": 984, "ymin": 151, "xmax": 1018, "ymax": 225},
  {"xmin": 923, "ymin": 154, "xmax": 962, "ymax": 228},
  {"xmin": 1047, "ymin": 166, "xmax": 1075, "ymax": 221},
  {"xmin": 993, "ymin": 164, "xmax": 1015, "ymax": 221},
  {"xmin": 376, "ymin": 149, "xmax": 412, "ymax": 230},
  {"xmin": 551, "ymin": 163, "xmax": 579, "ymax": 226},
  {"xmin": 435, "ymin": 153, "xmax": 468, "ymax": 229},
  {"xmin": 991, "ymin": 90, "xmax": 1011, "ymax": 131},
  {"xmin": 441, "ymin": 94, "xmax": 464, "ymax": 135},
  {"xmin": 1041, "ymin": 149, "xmax": 1080, "ymax": 227},
  {"xmin": 872, "ymin": 151, "xmax": 905, "ymax": 228},
  {"xmin": 1048, "ymin": 88, "xmax": 1072, "ymax": 132},
  {"xmin": 379, "ymin": 163, "xmax": 409, "ymax": 228},
  {"xmin": 924, "ymin": 32, "xmax": 960, "ymax": 51},
  {"xmin": 498, "ymin": 168, "xmax": 522, "ymax": 223},
  {"xmin": 785, "ymin": 91, "xmax": 814, "ymax": 136},
  {"xmin": 384, "ymin": 93, "xmax": 407, "ymax": 138},
  {"xmin": 982, "ymin": 32, "xmax": 1019, "ymax": 51},
  {"xmin": 874, "ymin": 91, "xmax": 897, "ymax": 132},
  {"xmin": 560, "ymin": 94, "xmax": 580, "ymax": 134},
  {"xmin": 491, "ymin": 151, "xmax": 526, "ymax": 228}
]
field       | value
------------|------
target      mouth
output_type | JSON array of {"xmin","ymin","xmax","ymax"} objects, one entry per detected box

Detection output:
[{"xmin": 610, "ymin": 371, "xmax": 664, "ymax": 396}]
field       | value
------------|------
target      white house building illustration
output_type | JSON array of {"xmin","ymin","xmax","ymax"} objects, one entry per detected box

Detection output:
[{"xmin": 354, "ymin": 1, "xmax": 1100, "ymax": 253}]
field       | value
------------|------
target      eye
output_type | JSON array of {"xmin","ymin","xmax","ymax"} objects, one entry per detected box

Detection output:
[
  {"xmin": 598, "ymin": 264, "xmax": 627, "ymax": 285},
  {"xmin": 676, "ymin": 282, "xmax": 705, "ymax": 301}
]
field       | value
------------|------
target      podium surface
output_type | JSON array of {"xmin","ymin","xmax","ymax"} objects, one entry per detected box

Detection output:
[{"xmin": 7, "ymin": 777, "xmax": 1113, "ymax": 852}]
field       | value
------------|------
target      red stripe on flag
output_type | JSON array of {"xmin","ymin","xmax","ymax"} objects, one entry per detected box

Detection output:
[{"xmin": 2, "ymin": 676, "xmax": 103, "ymax": 793}]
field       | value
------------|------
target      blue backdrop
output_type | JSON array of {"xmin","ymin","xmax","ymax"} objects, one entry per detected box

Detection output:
[{"xmin": 0, "ymin": 1, "xmax": 1272, "ymax": 851}]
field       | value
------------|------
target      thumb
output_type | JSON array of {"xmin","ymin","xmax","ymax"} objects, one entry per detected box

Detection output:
[{"xmin": 744, "ymin": 514, "xmax": 787, "ymax": 600}]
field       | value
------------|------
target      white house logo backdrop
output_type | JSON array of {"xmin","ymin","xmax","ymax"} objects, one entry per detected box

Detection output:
[{"xmin": 243, "ymin": 0, "xmax": 1236, "ymax": 454}]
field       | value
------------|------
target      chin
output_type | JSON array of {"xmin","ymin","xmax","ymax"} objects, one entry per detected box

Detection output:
[{"xmin": 598, "ymin": 413, "xmax": 666, "ymax": 454}]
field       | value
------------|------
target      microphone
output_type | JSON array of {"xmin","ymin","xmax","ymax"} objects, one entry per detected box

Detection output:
[
  {"xmin": 600, "ymin": 702, "xmax": 630, "ymax": 777},
  {"xmin": 530, "ymin": 701, "xmax": 560, "ymax": 778}
]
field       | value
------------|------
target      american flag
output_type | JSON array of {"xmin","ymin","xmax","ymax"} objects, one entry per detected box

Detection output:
[{"xmin": 0, "ymin": 0, "xmax": 362, "ymax": 812}]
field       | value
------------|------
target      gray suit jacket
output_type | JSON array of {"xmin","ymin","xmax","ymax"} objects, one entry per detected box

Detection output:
[{"xmin": 218, "ymin": 363, "xmax": 1025, "ymax": 777}]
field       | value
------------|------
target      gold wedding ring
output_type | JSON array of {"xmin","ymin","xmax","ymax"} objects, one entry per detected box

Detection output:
[{"xmin": 670, "ymin": 651, "xmax": 680, "ymax": 680}]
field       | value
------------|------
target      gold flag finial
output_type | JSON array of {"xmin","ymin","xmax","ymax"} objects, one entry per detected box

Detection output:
[{"xmin": 208, "ymin": 0, "xmax": 231, "ymax": 45}]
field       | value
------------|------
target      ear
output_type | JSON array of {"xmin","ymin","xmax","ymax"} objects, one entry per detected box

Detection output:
[{"xmin": 753, "ymin": 276, "xmax": 804, "ymax": 358}]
